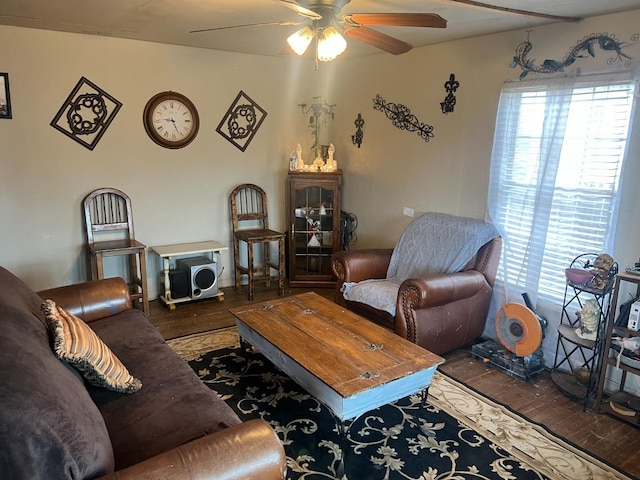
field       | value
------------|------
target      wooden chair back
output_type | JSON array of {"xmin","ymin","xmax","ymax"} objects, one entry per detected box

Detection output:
[
  {"xmin": 230, "ymin": 183, "xmax": 270, "ymax": 234},
  {"xmin": 83, "ymin": 187, "xmax": 136, "ymax": 245}
]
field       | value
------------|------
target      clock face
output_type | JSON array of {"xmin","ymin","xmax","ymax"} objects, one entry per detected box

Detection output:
[{"xmin": 143, "ymin": 92, "xmax": 199, "ymax": 149}]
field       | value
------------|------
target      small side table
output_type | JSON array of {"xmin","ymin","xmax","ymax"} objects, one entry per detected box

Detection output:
[{"xmin": 150, "ymin": 241, "xmax": 229, "ymax": 310}]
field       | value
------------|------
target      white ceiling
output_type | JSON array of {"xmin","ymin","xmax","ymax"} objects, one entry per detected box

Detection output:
[{"xmin": 2, "ymin": 0, "xmax": 640, "ymax": 59}]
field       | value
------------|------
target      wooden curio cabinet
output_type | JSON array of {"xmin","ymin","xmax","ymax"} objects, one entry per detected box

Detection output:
[{"xmin": 286, "ymin": 170, "xmax": 342, "ymax": 287}]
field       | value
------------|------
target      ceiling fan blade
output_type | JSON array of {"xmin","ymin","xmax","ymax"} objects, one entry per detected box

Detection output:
[
  {"xmin": 343, "ymin": 26, "xmax": 412, "ymax": 55},
  {"xmin": 275, "ymin": 0, "xmax": 322, "ymax": 20},
  {"xmin": 190, "ymin": 20, "xmax": 301, "ymax": 34},
  {"xmin": 440, "ymin": 0, "xmax": 582, "ymax": 22},
  {"xmin": 344, "ymin": 13, "xmax": 447, "ymax": 29}
]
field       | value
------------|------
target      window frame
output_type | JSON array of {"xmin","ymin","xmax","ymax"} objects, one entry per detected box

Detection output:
[{"xmin": 488, "ymin": 72, "xmax": 637, "ymax": 306}]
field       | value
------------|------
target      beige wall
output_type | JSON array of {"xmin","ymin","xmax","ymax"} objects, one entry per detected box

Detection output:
[
  {"xmin": 2, "ymin": 10, "xmax": 639, "ymax": 298},
  {"xmin": 329, "ymin": 12, "xmax": 640, "ymax": 256}
]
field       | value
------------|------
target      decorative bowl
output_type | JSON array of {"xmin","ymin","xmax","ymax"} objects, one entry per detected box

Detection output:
[
  {"xmin": 573, "ymin": 366, "xmax": 591, "ymax": 385},
  {"xmin": 565, "ymin": 268, "xmax": 594, "ymax": 285}
]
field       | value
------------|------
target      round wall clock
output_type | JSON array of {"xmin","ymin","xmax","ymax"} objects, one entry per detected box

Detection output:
[{"xmin": 143, "ymin": 91, "xmax": 199, "ymax": 149}]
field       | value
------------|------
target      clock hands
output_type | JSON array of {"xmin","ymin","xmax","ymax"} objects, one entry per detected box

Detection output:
[{"xmin": 163, "ymin": 117, "xmax": 181, "ymax": 135}]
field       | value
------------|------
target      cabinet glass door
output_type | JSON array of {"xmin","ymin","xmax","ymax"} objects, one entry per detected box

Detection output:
[{"xmin": 292, "ymin": 184, "xmax": 335, "ymax": 279}]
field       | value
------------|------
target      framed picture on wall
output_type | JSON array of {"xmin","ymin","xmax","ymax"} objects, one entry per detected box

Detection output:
[{"xmin": 0, "ymin": 73, "xmax": 12, "ymax": 119}]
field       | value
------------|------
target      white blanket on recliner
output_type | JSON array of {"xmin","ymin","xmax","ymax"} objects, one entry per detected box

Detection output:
[{"xmin": 342, "ymin": 212, "xmax": 500, "ymax": 316}]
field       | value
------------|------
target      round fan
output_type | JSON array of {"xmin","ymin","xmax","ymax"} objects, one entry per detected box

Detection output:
[
  {"xmin": 190, "ymin": 0, "xmax": 582, "ymax": 60},
  {"xmin": 191, "ymin": 0, "xmax": 447, "ymax": 56},
  {"xmin": 495, "ymin": 303, "xmax": 543, "ymax": 357}
]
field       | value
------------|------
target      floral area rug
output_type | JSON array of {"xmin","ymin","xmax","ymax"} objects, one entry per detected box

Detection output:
[{"xmin": 181, "ymin": 334, "xmax": 632, "ymax": 480}]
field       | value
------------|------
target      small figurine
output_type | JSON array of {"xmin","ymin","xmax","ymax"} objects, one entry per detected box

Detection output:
[
  {"xmin": 327, "ymin": 143, "xmax": 337, "ymax": 170},
  {"xmin": 589, "ymin": 253, "xmax": 614, "ymax": 290},
  {"xmin": 289, "ymin": 151, "xmax": 297, "ymax": 171},
  {"xmin": 295, "ymin": 143, "xmax": 304, "ymax": 170},
  {"xmin": 575, "ymin": 298, "xmax": 600, "ymax": 340},
  {"xmin": 305, "ymin": 215, "xmax": 321, "ymax": 246}
]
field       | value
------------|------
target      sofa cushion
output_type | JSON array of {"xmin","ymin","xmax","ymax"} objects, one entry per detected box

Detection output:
[
  {"xmin": 0, "ymin": 267, "xmax": 114, "ymax": 480},
  {"xmin": 342, "ymin": 278, "xmax": 401, "ymax": 316},
  {"xmin": 42, "ymin": 299, "xmax": 142, "ymax": 394},
  {"xmin": 386, "ymin": 212, "xmax": 500, "ymax": 280},
  {"xmin": 87, "ymin": 308, "xmax": 243, "ymax": 470},
  {"xmin": 0, "ymin": 266, "xmax": 47, "ymax": 323}
]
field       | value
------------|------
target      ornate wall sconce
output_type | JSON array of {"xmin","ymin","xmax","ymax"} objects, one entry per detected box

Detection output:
[
  {"xmin": 440, "ymin": 74, "xmax": 460, "ymax": 114},
  {"xmin": 352, "ymin": 113, "xmax": 364, "ymax": 148}
]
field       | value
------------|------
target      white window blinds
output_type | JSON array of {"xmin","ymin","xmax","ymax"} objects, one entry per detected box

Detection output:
[{"xmin": 488, "ymin": 72, "xmax": 636, "ymax": 304}]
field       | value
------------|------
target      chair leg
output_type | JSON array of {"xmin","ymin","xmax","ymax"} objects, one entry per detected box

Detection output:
[
  {"xmin": 277, "ymin": 236, "xmax": 285, "ymax": 296},
  {"xmin": 234, "ymin": 238, "xmax": 241, "ymax": 294},
  {"xmin": 264, "ymin": 241, "xmax": 271, "ymax": 288},
  {"xmin": 95, "ymin": 253, "xmax": 105, "ymax": 280},
  {"xmin": 127, "ymin": 254, "xmax": 138, "ymax": 291},
  {"xmin": 87, "ymin": 249, "xmax": 97, "ymax": 281},
  {"xmin": 125, "ymin": 253, "xmax": 148, "ymax": 315},
  {"xmin": 247, "ymin": 240, "xmax": 255, "ymax": 301},
  {"xmin": 139, "ymin": 251, "xmax": 149, "ymax": 315}
]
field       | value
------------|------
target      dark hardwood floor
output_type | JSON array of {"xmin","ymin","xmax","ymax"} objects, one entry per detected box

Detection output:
[{"xmin": 149, "ymin": 284, "xmax": 640, "ymax": 478}]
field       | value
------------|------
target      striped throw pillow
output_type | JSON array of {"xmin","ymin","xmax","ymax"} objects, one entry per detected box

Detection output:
[{"xmin": 42, "ymin": 299, "xmax": 142, "ymax": 394}]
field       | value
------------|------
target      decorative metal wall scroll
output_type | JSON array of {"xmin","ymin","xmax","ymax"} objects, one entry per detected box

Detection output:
[
  {"xmin": 440, "ymin": 74, "xmax": 459, "ymax": 114},
  {"xmin": 510, "ymin": 31, "xmax": 638, "ymax": 80},
  {"xmin": 372, "ymin": 94, "xmax": 434, "ymax": 143},
  {"xmin": 216, "ymin": 90, "xmax": 267, "ymax": 152},
  {"xmin": 351, "ymin": 113, "xmax": 364, "ymax": 148},
  {"xmin": 50, "ymin": 77, "xmax": 122, "ymax": 150}
]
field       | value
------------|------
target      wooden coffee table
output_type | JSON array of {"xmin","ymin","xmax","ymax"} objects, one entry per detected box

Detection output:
[{"xmin": 229, "ymin": 292, "xmax": 444, "ymax": 423}]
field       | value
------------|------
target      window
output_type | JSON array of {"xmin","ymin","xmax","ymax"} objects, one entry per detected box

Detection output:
[{"xmin": 488, "ymin": 72, "xmax": 636, "ymax": 305}]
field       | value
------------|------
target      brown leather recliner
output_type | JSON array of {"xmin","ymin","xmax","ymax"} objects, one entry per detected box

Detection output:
[{"xmin": 331, "ymin": 214, "xmax": 501, "ymax": 355}]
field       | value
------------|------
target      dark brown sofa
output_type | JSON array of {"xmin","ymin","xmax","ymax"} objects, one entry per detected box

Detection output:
[
  {"xmin": 0, "ymin": 266, "xmax": 286, "ymax": 480},
  {"xmin": 331, "ymin": 214, "xmax": 501, "ymax": 355}
]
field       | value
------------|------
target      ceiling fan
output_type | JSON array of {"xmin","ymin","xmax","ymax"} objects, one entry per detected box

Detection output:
[
  {"xmin": 191, "ymin": 0, "xmax": 448, "ymax": 68},
  {"xmin": 190, "ymin": 0, "xmax": 583, "ymax": 69}
]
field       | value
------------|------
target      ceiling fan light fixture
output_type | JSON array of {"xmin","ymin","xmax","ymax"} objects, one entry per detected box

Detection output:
[
  {"xmin": 287, "ymin": 26, "xmax": 314, "ymax": 55},
  {"xmin": 317, "ymin": 26, "xmax": 347, "ymax": 62}
]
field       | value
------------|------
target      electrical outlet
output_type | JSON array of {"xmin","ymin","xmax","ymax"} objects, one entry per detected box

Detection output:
[{"xmin": 403, "ymin": 207, "xmax": 414, "ymax": 217}]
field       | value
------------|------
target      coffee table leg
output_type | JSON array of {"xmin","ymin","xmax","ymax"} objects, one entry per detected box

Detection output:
[
  {"xmin": 333, "ymin": 387, "xmax": 433, "ymax": 477},
  {"xmin": 336, "ymin": 419, "xmax": 350, "ymax": 478},
  {"xmin": 415, "ymin": 387, "xmax": 436, "ymax": 437},
  {"xmin": 239, "ymin": 336, "xmax": 253, "ymax": 353},
  {"xmin": 327, "ymin": 412, "xmax": 358, "ymax": 478}
]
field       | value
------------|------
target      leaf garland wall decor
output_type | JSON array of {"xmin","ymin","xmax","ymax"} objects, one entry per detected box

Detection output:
[{"xmin": 510, "ymin": 31, "xmax": 638, "ymax": 80}]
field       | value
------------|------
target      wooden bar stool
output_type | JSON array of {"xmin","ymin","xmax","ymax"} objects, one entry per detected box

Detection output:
[
  {"xmin": 83, "ymin": 187, "xmax": 149, "ymax": 314},
  {"xmin": 229, "ymin": 184, "xmax": 285, "ymax": 301}
]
